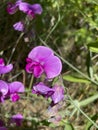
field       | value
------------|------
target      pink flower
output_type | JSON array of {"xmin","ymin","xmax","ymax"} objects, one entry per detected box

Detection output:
[
  {"xmin": 7, "ymin": 1, "xmax": 43, "ymax": 19},
  {"xmin": 13, "ymin": 21, "xmax": 24, "ymax": 31},
  {"xmin": 8, "ymin": 81, "xmax": 25, "ymax": 102},
  {"xmin": 7, "ymin": 2, "xmax": 18, "ymax": 14},
  {"xmin": 26, "ymin": 46, "xmax": 62, "ymax": 79},
  {"xmin": 19, "ymin": 3, "xmax": 42, "ymax": 19},
  {"xmin": 0, "ymin": 58, "xmax": 13, "ymax": 74},
  {"xmin": 32, "ymin": 82, "xmax": 64, "ymax": 105},
  {"xmin": 0, "ymin": 80, "xmax": 8, "ymax": 102},
  {"xmin": 32, "ymin": 82, "xmax": 54, "ymax": 97},
  {"xmin": 0, "ymin": 80, "xmax": 25, "ymax": 102},
  {"xmin": 11, "ymin": 114, "xmax": 23, "ymax": 126},
  {"xmin": 51, "ymin": 85, "xmax": 64, "ymax": 104}
]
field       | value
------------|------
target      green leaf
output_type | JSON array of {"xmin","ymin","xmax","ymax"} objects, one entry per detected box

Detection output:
[
  {"xmin": 63, "ymin": 75, "xmax": 90, "ymax": 83},
  {"xmin": 85, "ymin": 114, "xmax": 98, "ymax": 130},
  {"xmin": 86, "ymin": 51, "xmax": 94, "ymax": 80},
  {"xmin": 64, "ymin": 120, "xmax": 75, "ymax": 130},
  {"xmin": 88, "ymin": 42, "xmax": 98, "ymax": 53}
]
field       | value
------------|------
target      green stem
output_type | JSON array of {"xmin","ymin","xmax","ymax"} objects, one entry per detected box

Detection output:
[
  {"xmin": 45, "ymin": 1, "xmax": 61, "ymax": 42},
  {"xmin": 7, "ymin": 32, "xmax": 24, "ymax": 64},
  {"xmin": 79, "ymin": 93, "xmax": 98, "ymax": 107},
  {"xmin": 27, "ymin": 75, "xmax": 34, "ymax": 98},
  {"xmin": 68, "ymin": 94, "xmax": 98, "ymax": 109},
  {"xmin": 8, "ymin": 70, "xmax": 23, "ymax": 81},
  {"xmin": 23, "ymin": 75, "xmax": 34, "ymax": 117},
  {"xmin": 68, "ymin": 94, "xmax": 98, "ymax": 128}
]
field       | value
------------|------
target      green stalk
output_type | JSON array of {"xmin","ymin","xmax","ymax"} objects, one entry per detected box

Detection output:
[
  {"xmin": 68, "ymin": 94, "xmax": 98, "ymax": 128},
  {"xmin": 68, "ymin": 94, "xmax": 98, "ymax": 109},
  {"xmin": 27, "ymin": 75, "xmax": 34, "ymax": 98},
  {"xmin": 79, "ymin": 93, "xmax": 98, "ymax": 107},
  {"xmin": 7, "ymin": 32, "xmax": 24, "ymax": 64}
]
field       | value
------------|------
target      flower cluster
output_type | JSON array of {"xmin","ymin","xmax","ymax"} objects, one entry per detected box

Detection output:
[
  {"xmin": 26, "ymin": 46, "xmax": 64, "ymax": 123},
  {"xmin": 0, "ymin": 57, "xmax": 25, "ymax": 129},
  {"xmin": 7, "ymin": 0, "xmax": 43, "ymax": 31},
  {"xmin": 0, "ymin": 58, "xmax": 25, "ymax": 103},
  {"xmin": 2, "ymin": 0, "xmax": 65, "ymax": 127},
  {"xmin": 0, "ymin": 45, "xmax": 64, "ymax": 127},
  {"xmin": 32, "ymin": 82, "xmax": 64, "ymax": 105}
]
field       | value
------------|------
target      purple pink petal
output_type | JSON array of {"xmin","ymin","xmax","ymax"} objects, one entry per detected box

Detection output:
[
  {"xmin": 0, "ymin": 58, "xmax": 13, "ymax": 74},
  {"xmin": 51, "ymin": 85, "xmax": 64, "ymax": 104},
  {"xmin": 26, "ymin": 46, "xmax": 62, "ymax": 79},
  {"xmin": 11, "ymin": 114, "xmax": 23, "ymax": 126},
  {"xmin": 13, "ymin": 21, "xmax": 24, "ymax": 31},
  {"xmin": 32, "ymin": 82, "xmax": 54, "ymax": 97}
]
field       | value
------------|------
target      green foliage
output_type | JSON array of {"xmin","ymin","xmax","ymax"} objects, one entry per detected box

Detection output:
[
  {"xmin": 88, "ymin": 41, "xmax": 98, "ymax": 53},
  {"xmin": 85, "ymin": 114, "xmax": 98, "ymax": 130},
  {"xmin": 63, "ymin": 74, "xmax": 90, "ymax": 83},
  {"xmin": 64, "ymin": 120, "xmax": 75, "ymax": 130}
]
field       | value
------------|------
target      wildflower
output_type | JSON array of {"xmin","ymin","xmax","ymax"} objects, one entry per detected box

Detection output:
[
  {"xmin": 7, "ymin": 1, "xmax": 43, "ymax": 19},
  {"xmin": 51, "ymin": 85, "xmax": 64, "ymax": 104},
  {"xmin": 26, "ymin": 46, "xmax": 62, "ymax": 79},
  {"xmin": 0, "ymin": 80, "xmax": 25, "ymax": 102},
  {"xmin": 8, "ymin": 81, "xmax": 25, "ymax": 102},
  {"xmin": 7, "ymin": 2, "xmax": 18, "ymax": 14},
  {"xmin": 19, "ymin": 3, "xmax": 43, "ymax": 19},
  {"xmin": 11, "ymin": 114, "xmax": 23, "ymax": 126},
  {"xmin": 13, "ymin": 21, "xmax": 24, "ymax": 31},
  {"xmin": 0, "ymin": 58, "xmax": 13, "ymax": 74},
  {"xmin": 0, "ymin": 80, "xmax": 8, "ymax": 102},
  {"xmin": 10, "ymin": 93, "xmax": 20, "ymax": 102},
  {"xmin": 32, "ymin": 82, "xmax": 54, "ymax": 98}
]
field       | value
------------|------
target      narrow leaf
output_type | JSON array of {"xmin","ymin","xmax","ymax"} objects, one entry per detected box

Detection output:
[
  {"xmin": 88, "ymin": 42, "xmax": 98, "ymax": 53},
  {"xmin": 64, "ymin": 120, "xmax": 75, "ymax": 130},
  {"xmin": 63, "ymin": 75, "xmax": 90, "ymax": 83}
]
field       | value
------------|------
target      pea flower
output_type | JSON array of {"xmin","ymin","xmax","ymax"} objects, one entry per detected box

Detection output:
[
  {"xmin": 0, "ymin": 80, "xmax": 25, "ymax": 102},
  {"xmin": 7, "ymin": 1, "xmax": 43, "ymax": 19},
  {"xmin": 13, "ymin": 21, "xmax": 24, "ymax": 31},
  {"xmin": 32, "ymin": 82, "xmax": 64, "ymax": 105},
  {"xmin": 32, "ymin": 82, "xmax": 54, "ymax": 98},
  {"xmin": 0, "ymin": 80, "xmax": 8, "ymax": 102},
  {"xmin": 7, "ymin": 2, "xmax": 18, "ymax": 15},
  {"xmin": 19, "ymin": 2, "xmax": 43, "ymax": 19},
  {"xmin": 11, "ymin": 114, "xmax": 23, "ymax": 126},
  {"xmin": 26, "ymin": 46, "xmax": 62, "ymax": 79},
  {"xmin": 0, "ymin": 58, "xmax": 13, "ymax": 74},
  {"xmin": 51, "ymin": 85, "xmax": 64, "ymax": 104},
  {"xmin": 8, "ymin": 81, "xmax": 25, "ymax": 102}
]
